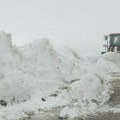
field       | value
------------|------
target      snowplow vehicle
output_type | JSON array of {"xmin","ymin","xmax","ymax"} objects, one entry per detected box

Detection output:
[{"xmin": 102, "ymin": 33, "xmax": 120, "ymax": 54}]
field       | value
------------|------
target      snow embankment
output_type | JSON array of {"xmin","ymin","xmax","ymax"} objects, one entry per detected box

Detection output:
[
  {"xmin": 0, "ymin": 32, "xmax": 81, "ymax": 119},
  {"xmin": 103, "ymin": 52, "xmax": 120, "ymax": 67},
  {"xmin": 19, "ymin": 38, "xmax": 82, "ymax": 82},
  {"xmin": 0, "ymin": 31, "xmax": 120, "ymax": 120},
  {"xmin": 0, "ymin": 31, "xmax": 21, "ymax": 65},
  {"xmin": 60, "ymin": 53, "xmax": 120, "ymax": 119}
]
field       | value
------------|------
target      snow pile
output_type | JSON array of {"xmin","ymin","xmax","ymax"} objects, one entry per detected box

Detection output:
[
  {"xmin": 59, "ymin": 73, "xmax": 113, "ymax": 119},
  {"xmin": 0, "ymin": 33, "xmax": 81, "ymax": 103},
  {"xmin": 0, "ymin": 31, "xmax": 120, "ymax": 119},
  {"xmin": 0, "ymin": 97, "xmax": 69, "ymax": 120},
  {"xmin": 70, "ymin": 74, "xmax": 102, "ymax": 101},
  {"xmin": 0, "ymin": 32, "xmax": 81, "ymax": 119},
  {"xmin": 19, "ymin": 38, "xmax": 64, "ymax": 81},
  {"xmin": 103, "ymin": 52, "xmax": 120, "ymax": 67},
  {"xmin": 60, "ymin": 106, "xmax": 80, "ymax": 119},
  {"xmin": 0, "ymin": 31, "xmax": 21, "ymax": 65},
  {"xmin": 19, "ymin": 39, "xmax": 81, "ymax": 82}
]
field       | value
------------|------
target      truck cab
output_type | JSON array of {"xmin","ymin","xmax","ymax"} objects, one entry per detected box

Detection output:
[{"xmin": 102, "ymin": 33, "xmax": 120, "ymax": 54}]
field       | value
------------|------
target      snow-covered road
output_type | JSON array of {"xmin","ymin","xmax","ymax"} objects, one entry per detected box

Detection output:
[{"xmin": 28, "ymin": 110, "xmax": 120, "ymax": 120}]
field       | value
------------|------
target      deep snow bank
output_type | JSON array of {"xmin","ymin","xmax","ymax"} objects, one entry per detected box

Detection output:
[
  {"xmin": 60, "ymin": 52, "xmax": 120, "ymax": 119},
  {"xmin": 18, "ymin": 39, "xmax": 82, "ymax": 82},
  {"xmin": 0, "ymin": 31, "xmax": 21, "ymax": 65},
  {"xmin": 0, "ymin": 31, "xmax": 12, "ymax": 53},
  {"xmin": 0, "ymin": 32, "xmax": 81, "ymax": 108},
  {"xmin": 103, "ymin": 52, "xmax": 120, "ymax": 67},
  {"xmin": 0, "ymin": 32, "xmax": 120, "ymax": 120}
]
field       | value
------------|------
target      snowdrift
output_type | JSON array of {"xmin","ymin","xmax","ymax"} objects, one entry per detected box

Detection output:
[
  {"xmin": 103, "ymin": 52, "xmax": 120, "ymax": 67},
  {"xmin": 0, "ymin": 31, "xmax": 120, "ymax": 119},
  {"xmin": 0, "ymin": 31, "xmax": 21, "ymax": 65}
]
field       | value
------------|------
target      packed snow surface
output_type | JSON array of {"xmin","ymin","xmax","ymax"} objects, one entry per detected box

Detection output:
[{"xmin": 0, "ymin": 32, "xmax": 120, "ymax": 120}]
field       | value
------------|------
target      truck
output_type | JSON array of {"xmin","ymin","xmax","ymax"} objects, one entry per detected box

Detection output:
[{"xmin": 102, "ymin": 33, "xmax": 120, "ymax": 54}]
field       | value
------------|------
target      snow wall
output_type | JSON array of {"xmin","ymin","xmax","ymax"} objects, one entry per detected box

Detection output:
[{"xmin": 0, "ymin": 31, "xmax": 120, "ymax": 119}]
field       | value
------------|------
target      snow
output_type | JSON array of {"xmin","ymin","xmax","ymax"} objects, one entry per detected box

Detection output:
[
  {"xmin": 103, "ymin": 52, "xmax": 120, "ymax": 67},
  {"xmin": 70, "ymin": 74, "xmax": 102, "ymax": 101},
  {"xmin": 0, "ymin": 97, "xmax": 69, "ymax": 120},
  {"xmin": 0, "ymin": 31, "xmax": 120, "ymax": 119},
  {"xmin": 60, "ymin": 106, "xmax": 79, "ymax": 119}
]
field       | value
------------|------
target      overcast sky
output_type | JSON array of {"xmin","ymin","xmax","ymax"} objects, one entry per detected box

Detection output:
[{"xmin": 0, "ymin": 0, "xmax": 120, "ymax": 54}]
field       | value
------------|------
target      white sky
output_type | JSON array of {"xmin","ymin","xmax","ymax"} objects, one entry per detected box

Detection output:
[{"xmin": 0, "ymin": 0, "xmax": 120, "ymax": 54}]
